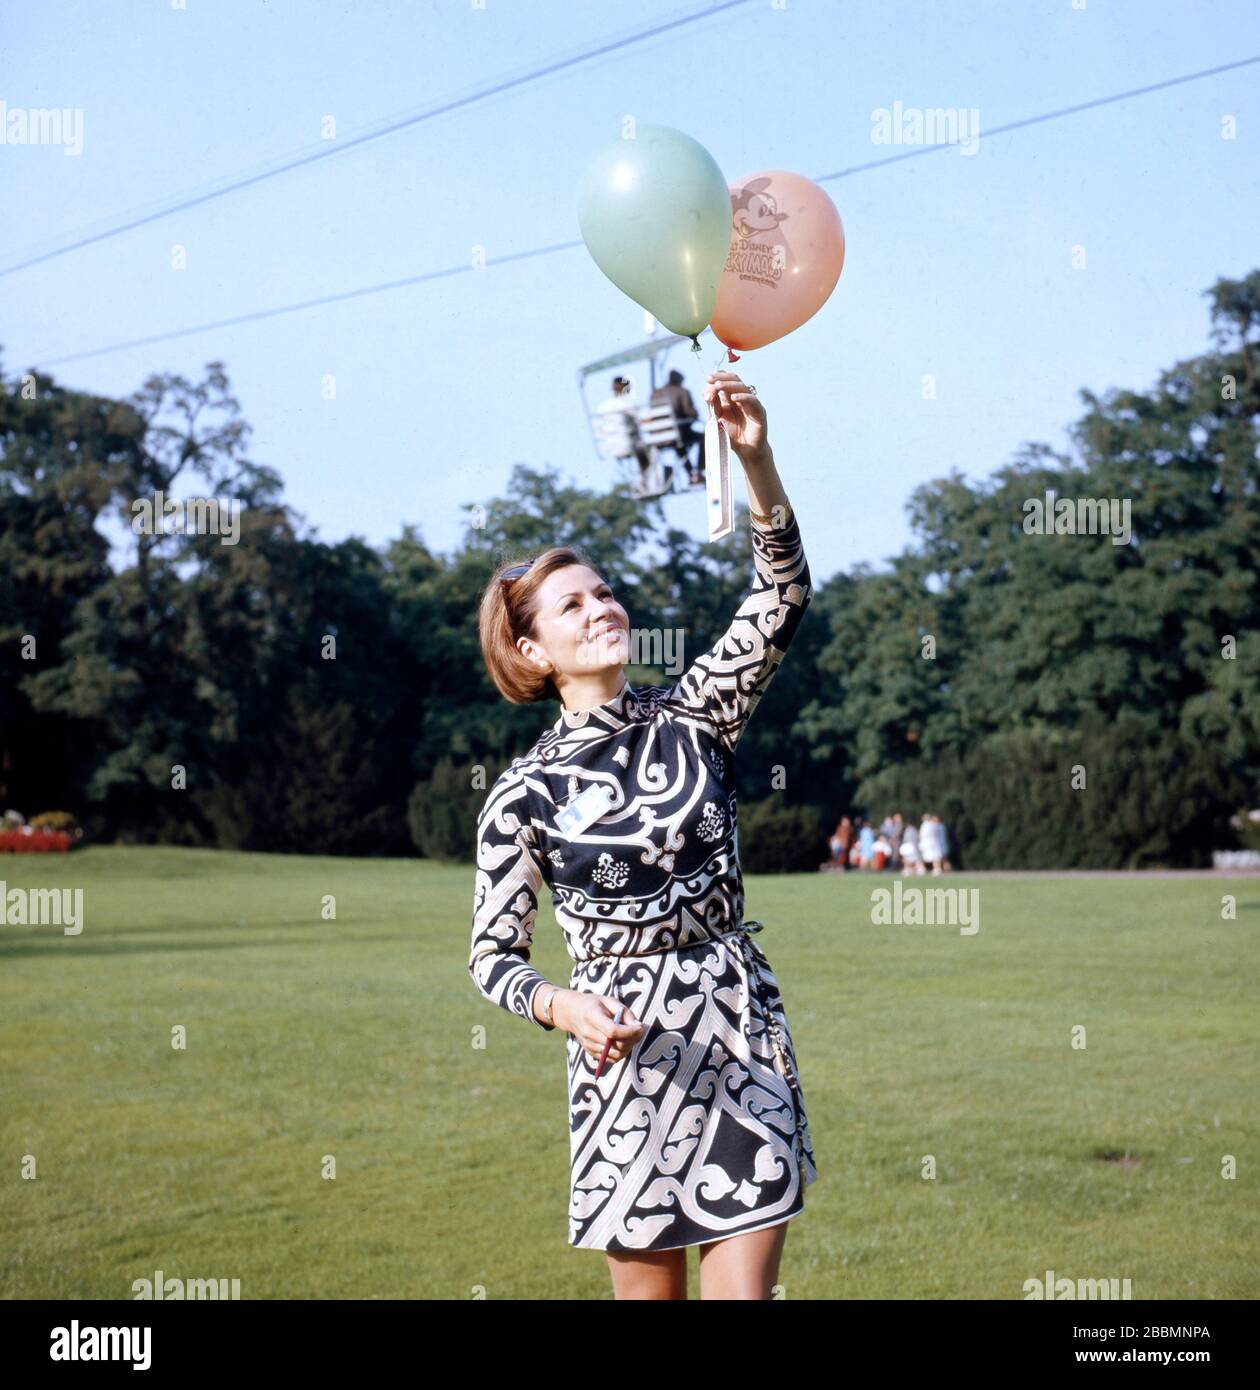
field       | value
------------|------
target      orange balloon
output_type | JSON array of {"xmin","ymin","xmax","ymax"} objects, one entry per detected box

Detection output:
[{"xmin": 710, "ymin": 170, "xmax": 845, "ymax": 352}]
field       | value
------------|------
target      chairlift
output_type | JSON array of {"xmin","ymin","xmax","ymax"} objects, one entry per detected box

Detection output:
[{"xmin": 578, "ymin": 331, "xmax": 710, "ymax": 501}]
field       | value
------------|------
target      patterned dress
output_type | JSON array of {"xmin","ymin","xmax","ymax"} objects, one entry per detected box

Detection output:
[{"xmin": 469, "ymin": 505, "xmax": 818, "ymax": 1252}]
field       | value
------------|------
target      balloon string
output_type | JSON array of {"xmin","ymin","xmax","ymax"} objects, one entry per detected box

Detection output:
[{"xmin": 696, "ymin": 335, "xmax": 739, "ymax": 366}]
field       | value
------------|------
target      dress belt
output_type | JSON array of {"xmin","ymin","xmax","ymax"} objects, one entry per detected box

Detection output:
[
  {"xmin": 574, "ymin": 919, "xmax": 800, "ymax": 1096},
  {"xmin": 723, "ymin": 923, "xmax": 802, "ymax": 1097},
  {"xmin": 575, "ymin": 918, "xmax": 765, "ymax": 965}
]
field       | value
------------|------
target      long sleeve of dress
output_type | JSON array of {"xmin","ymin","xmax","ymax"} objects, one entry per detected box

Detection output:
[
  {"xmin": 469, "ymin": 770, "xmax": 556, "ymax": 1032},
  {"xmin": 668, "ymin": 503, "xmax": 812, "ymax": 752}
]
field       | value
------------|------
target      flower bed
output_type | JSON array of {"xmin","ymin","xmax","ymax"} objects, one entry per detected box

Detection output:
[{"xmin": 0, "ymin": 829, "xmax": 73, "ymax": 853}]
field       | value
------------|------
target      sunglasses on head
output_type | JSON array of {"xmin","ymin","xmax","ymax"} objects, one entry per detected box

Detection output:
[{"xmin": 500, "ymin": 561, "xmax": 533, "ymax": 593}]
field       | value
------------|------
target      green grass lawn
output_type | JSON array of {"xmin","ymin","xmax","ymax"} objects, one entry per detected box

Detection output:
[{"xmin": 1, "ymin": 846, "xmax": 1257, "ymax": 1299}]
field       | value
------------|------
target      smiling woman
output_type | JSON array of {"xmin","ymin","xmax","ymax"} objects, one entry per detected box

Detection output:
[
  {"xmin": 477, "ymin": 546, "xmax": 628, "ymax": 706},
  {"xmin": 467, "ymin": 372, "xmax": 816, "ymax": 1300}
]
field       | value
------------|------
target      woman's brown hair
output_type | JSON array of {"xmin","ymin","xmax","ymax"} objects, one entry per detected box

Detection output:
[{"xmin": 478, "ymin": 546, "xmax": 609, "ymax": 704}]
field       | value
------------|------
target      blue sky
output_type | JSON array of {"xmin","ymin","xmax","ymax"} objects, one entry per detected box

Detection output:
[{"xmin": 3, "ymin": 0, "xmax": 1258, "ymax": 583}]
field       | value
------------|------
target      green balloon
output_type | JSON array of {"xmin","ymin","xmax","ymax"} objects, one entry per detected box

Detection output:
[{"xmin": 579, "ymin": 125, "xmax": 731, "ymax": 342}]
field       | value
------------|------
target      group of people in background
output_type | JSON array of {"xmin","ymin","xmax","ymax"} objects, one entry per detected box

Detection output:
[{"xmin": 826, "ymin": 812, "xmax": 952, "ymax": 874}]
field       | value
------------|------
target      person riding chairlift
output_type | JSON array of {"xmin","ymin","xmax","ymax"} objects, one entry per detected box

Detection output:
[{"xmin": 593, "ymin": 375, "xmax": 669, "ymax": 495}]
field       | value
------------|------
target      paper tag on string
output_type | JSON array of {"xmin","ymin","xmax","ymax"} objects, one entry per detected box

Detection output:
[{"xmin": 705, "ymin": 408, "xmax": 733, "ymax": 542}]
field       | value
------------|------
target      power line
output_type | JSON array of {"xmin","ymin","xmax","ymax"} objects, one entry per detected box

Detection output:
[
  {"xmin": 33, "ymin": 241, "xmax": 582, "ymax": 367},
  {"xmin": 29, "ymin": 55, "xmax": 1259, "ymax": 370},
  {"xmin": 814, "ymin": 53, "xmax": 1260, "ymax": 180},
  {"xmin": 0, "ymin": 0, "xmax": 758, "ymax": 280}
]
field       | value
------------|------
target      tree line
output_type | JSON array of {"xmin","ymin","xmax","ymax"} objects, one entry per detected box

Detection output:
[{"xmin": 2, "ymin": 270, "xmax": 1257, "ymax": 869}]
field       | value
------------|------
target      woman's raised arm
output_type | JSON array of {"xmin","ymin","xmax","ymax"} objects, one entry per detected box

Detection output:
[{"xmin": 666, "ymin": 450, "xmax": 812, "ymax": 753}]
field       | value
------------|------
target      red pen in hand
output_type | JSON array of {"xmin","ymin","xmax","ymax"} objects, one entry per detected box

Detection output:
[{"xmin": 594, "ymin": 1002, "xmax": 627, "ymax": 1080}]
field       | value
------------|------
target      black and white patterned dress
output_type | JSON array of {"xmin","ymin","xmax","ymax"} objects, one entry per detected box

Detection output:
[{"xmin": 470, "ymin": 505, "xmax": 817, "ymax": 1252}]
